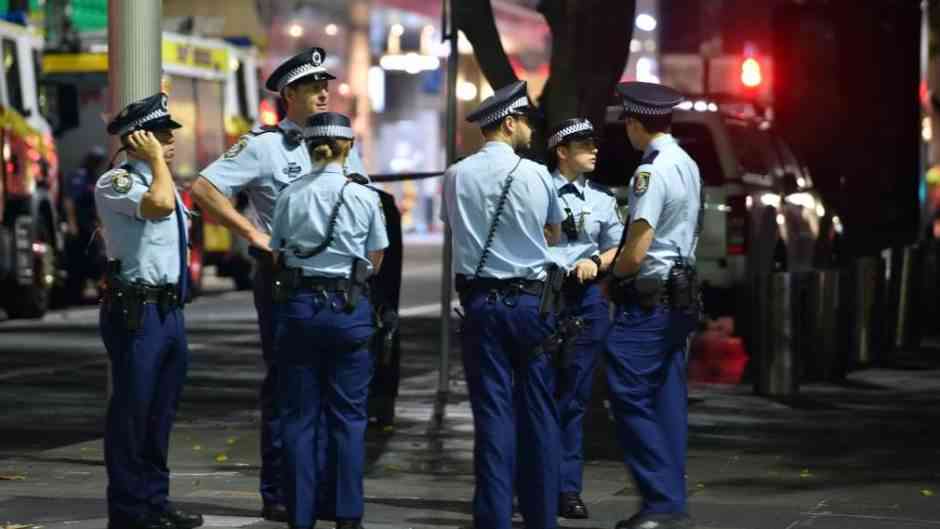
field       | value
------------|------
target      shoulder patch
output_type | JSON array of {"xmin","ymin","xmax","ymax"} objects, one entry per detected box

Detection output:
[
  {"xmin": 640, "ymin": 150, "xmax": 660, "ymax": 165},
  {"xmin": 110, "ymin": 169, "xmax": 132, "ymax": 194},
  {"xmin": 633, "ymin": 171, "xmax": 651, "ymax": 196},
  {"xmin": 223, "ymin": 136, "xmax": 250, "ymax": 160}
]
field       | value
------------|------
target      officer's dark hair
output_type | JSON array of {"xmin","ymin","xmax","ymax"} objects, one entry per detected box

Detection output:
[{"xmin": 626, "ymin": 112, "xmax": 672, "ymax": 134}]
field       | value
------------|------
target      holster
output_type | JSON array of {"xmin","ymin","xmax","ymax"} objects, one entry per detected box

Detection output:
[
  {"xmin": 346, "ymin": 258, "xmax": 371, "ymax": 313},
  {"xmin": 538, "ymin": 264, "xmax": 566, "ymax": 316},
  {"xmin": 531, "ymin": 315, "xmax": 586, "ymax": 366},
  {"xmin": 375, "ymin": 306, "xmax": 400, "ymax": 364},
  {"xmin": 667, "ymin": 261, "xmax": 702, "ymax": 319}
]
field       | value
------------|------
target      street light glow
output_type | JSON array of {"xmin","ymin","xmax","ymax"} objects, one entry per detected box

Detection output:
[
  {"xmin": 288, "ymin": 23, "xmax": 303, "ymax": 38},
  {"xmin": 325, "ymin": 24, "xmax": 339, "ymax": 36},
  {"xmin": 635, "ymin": 14, "xmax": 657, "ymax": 32},
  {"xmin": 457, "ymin": 81, "xmax": 478, "ymax": 101}
]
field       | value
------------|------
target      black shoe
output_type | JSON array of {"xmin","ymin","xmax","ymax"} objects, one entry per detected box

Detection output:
[
  {"xmin": 262, "ymin": 503, "xmax": 289, "ymax": 523},
  {"xmin": 161, "ymin": 505, "xmax": 204, "ymax": 529},
  {"xmin": 615, "ymin": 512, "xmax": 693, "ymax": 529},
  {"xmin": 107, "ymin": 513, "xmax": 175, "ymax": 529},
  {"xmin": 335, "ymin": 519, "xmax": 364, "ymax": 529},
  {"xmin": 559, "ymin": 492, "xmax": 589, "ymax": 519}
]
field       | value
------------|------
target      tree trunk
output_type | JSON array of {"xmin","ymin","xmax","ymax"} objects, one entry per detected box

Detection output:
[{"xmin": 455, "ymin": 0, "xmax": 635, "ymax": 156}]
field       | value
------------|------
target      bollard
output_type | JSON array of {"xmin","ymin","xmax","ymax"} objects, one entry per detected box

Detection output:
[
  {"xmin": 755, "ymin": 272, "xmax": 800, "ymax": 397},
  {"xmin": 804, "ymin": 269, "xmax": 841, "ymax": 381},
  {"xmin": 846, "ymin": 257, "xmax": 880, "ymax": 369}
]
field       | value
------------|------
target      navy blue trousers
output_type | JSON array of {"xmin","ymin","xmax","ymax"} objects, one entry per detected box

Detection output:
[
  {"xmin": 557, "ymin": 283, "xmax": 611, "ymax": 494},
  {"xmin": 605, "ymin": 303, "xmax": 694, "ymax": 515},
  {"xmin": 276, "ymin": 292, "xmax": 375, "ymax": 528},
  {"xmin": 253, "ymin": 262, "xmax": 282, "ymax": 506},
  {"xmin": 459, "ymin": 290, "xmax": 560, "ymax": 529},
  {"xmin": 101, "ymin": 304, "xmax": 188, "ymax": 520}
]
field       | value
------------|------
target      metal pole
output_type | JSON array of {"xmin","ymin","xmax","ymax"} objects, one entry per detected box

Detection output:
[
  {"xmin": 106, "ymin": 0, "xmax": 163, "ymax": 397},
  {"xmin": 434, "ymin": 0, "xmax": 458, "ymax": 425}
]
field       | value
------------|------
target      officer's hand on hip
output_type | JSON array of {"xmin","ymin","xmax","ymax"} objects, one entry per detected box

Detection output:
[
  {"xmin": 573, "ymin": 259, "xmax": 598, "ymax": 283},
  {"xmin": 126, "ymin": 131, "xmax": 165, "ymax": 163}
]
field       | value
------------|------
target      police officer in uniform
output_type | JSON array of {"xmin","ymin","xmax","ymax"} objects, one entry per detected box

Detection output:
[
  {"xmin": 192, "ymin": 48, "xmax": 366, "ymax": 521},
  {"xmin": 441, "ymin": 80, "xmax": 565, "ymax": 529},
  {"xmin": 95, "ymin": 93, "xmax": 203, "ymax": 529},
  {"xmin": 545, "ymin": 118, "xmax": 623, "ymax": 520},
  {"xmin": 606, "ymin": 82, "xmax": 702, "ymax": 529},
  {"xmin": 270, "ymin": 112, "xmax": 387, "ymax": 529}
]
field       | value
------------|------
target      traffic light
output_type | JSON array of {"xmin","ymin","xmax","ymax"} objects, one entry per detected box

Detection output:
[{"xmin": 741, "ymin": 57, "xmax": 763, "ymax": 89}]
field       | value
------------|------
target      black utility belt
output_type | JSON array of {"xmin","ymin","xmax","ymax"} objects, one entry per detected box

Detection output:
[
  {"xmin": 610, "ymin": 277, "xmax": 670, "ymax": 309},
  {"xmin": 106, "ymin": 279, "xmax": 182, "ymax": 307},
  {"xmin": 455, "ymin": 275, "xmax": 544, "ymax": 296},
  {"xmin": 294, "ymin": 275, "xmax": 358, "ymax": 292},
  {"xmin": 273, "ymin": 267, "xmax": 370, "ymax": 312}
]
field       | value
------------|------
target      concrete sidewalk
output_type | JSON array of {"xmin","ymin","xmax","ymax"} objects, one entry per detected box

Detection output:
[{"xmin": 2, "ymin": 319, "xmax": 939, "ymax": 529}]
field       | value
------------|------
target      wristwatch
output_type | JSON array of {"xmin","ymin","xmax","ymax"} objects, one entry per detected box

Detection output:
[{"xmin": 590, "ymin": 254, "xmax": 603, "ymax": 269}]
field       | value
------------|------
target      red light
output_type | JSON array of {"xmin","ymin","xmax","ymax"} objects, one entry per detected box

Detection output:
[
  {"xmin": 259, "ymin": 99, "xmax": 278, "ymax": 126},
  {"xmin": 741, "ymin": 57, "xmax": 762, "ymax": 88}
]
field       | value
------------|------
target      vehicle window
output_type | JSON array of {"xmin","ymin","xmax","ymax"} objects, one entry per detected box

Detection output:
[
  {"xmin": 671, "ymin": 122, "xmax": 724, "ymax": 186},
  {"xmin": 724, "ymin": 122, "xmax": 779, "ymax": 177},
  {"xmin": 3, "ymin": 39, "xmax": 23, "ymax": 114}
]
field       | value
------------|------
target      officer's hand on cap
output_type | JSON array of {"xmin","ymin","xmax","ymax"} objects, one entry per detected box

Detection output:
[{"xmin": 127, "ymin": 131, "xmax": 165, "ymax": 162}]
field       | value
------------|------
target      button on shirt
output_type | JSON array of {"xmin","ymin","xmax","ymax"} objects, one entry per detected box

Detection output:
[
  {"xmin": 627, "ymin": 134, "xmax": 701, "ymax": 280},
  {"xmin": 200, "ymin": 119, "xmax": 369, "ymax": 234},
  {"xmin": 94, "ymin": 158, "xmax": 188, "ymax": 286},
  {"xmin": 270, "ymin": 162, "xmax": 388, "ymax": 278},
  {"xmin": 549, "ymin": 170, "xmax": 623, "ymax": 269},
  {"xmin": 441, "ymin": 141, "xmax": 565, "ymax": 280}
]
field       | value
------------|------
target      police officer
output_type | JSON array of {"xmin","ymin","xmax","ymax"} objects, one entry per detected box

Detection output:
[
  {"xmin": 192, "ymin": 47, "xmax": 366, "ymax": 521},
  {"xmin": 545, "ymin": 118, "xmax": 623, "ymax": 520},
  {"xmin": 95, "ymin": 93, "xmax": 203, "ymax": 529},
  {"xmin": 441, "ymin": 80, "xmax": 565, "ymax": 529},
  {"xmin": 606, "ymin": 82, "xmax": 702, "ymax": 529},
  {"xmin": 63, "ymin": 146, "xmax": 107, "ymax": 303},
  {"xmin": 270, "ymin": 112, "xmax": 387, "ymax": 529}
]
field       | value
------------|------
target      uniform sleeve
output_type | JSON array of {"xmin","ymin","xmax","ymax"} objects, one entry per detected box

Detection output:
[
  {"xmin": 366, "ymin": 193, "xmax": 390, "ymax": 252},
  {"xmin": 94, "ymin": 169, "xmax": 155, "ymax": 220},
  {"xmin": 541, "ymin": 167, "xmax": 565, "ymax": 225},
  {"xmin": 599, "ymin": 195, "xmax": 625, "ymax": 251},
  {"xmin": 629, "ymin": 165, "xmax": 667, "ymax": 229},
  {"xmin": 199, "ymin": 135, "xmax": 262, "ymax": 197},
  {"xmin": 345, "ymin": 144, "xmax": 370, "ymax": 182}
]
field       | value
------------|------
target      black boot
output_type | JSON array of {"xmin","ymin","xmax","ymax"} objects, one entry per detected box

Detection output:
[
  {"xmin": 161, "ymin": 504, "xmax": 204, "ymax": 529},
  {"xmin": 559, "ymin": 492, "xmax": 589, "ymax": 519},
  {"xmin": 261, "ymin": 503, "xmax": 289, "ymax": 523}
]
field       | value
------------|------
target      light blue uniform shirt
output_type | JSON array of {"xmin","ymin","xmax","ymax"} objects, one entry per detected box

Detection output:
[
  {"xmin": 549, "ymin": 170, "xmax": 623, "ymax": 269},
  {"xmin": 271, "ymin": 162, "xmax": 388, "ymax": 278},
  {"xmin": 94, "ymin": 158, "xmax": 188, "ymax": 286},
  {"xmin": 200, "ymin": 118, "xmax": 369, "ymax": 234},
  {"xmin": 441, "ymin": 141, "xmax": 565, "ymax": 280},
  {"xmin": 627, "ymin": 134, "xmax": 702, "ymax": 280}
]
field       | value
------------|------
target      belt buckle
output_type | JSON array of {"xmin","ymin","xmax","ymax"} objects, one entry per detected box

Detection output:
[
  {"xmin": 502, "ymin": 284, "xmax": 521, "ymax": 307},
  {"xmin": 331, "ymin": 290, "xmax": 348, "ymax": 312}
]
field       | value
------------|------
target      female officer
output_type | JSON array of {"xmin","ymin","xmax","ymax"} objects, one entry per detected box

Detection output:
[
  {"xmin": 546, "ymin": 118, "xmax": 623, "ymax": 520},
  {"xmin": 269, "ymin": 112, "xmax": 388, "ymax": 529}
]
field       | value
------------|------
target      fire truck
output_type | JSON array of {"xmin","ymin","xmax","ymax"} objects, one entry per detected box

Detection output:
[
  {"xmin": 43, "ymin": 31, "xmax": 260, "ymax": 295},
  {"xmin": 0, "ymin": 18, "xmax": 62, "ymax": 318}
]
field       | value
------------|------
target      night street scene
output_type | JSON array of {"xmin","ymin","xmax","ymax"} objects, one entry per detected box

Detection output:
[{"xmin": 1, "ymin": 1, "xmax": 939, "ymax": 529}]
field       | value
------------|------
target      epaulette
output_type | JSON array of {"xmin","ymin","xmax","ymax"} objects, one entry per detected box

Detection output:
[
  {"xmin": 640, "ymin": 150, "xmax": 660, "ymax": 165},
  {"xmin": 587, "ymin": 180, "xmax": 615, "ymax": 196},
  {"xmin": 249, "ymin": 125, "xmax": 282, "ymax": 137}
]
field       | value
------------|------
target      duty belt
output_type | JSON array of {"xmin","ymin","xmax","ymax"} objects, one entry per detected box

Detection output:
[
  {"xmin": 296, "ymin": 275, "xmax": 356, "ymax": 292},
  {"xmin": 455, "ymin": 275, "xmax": 545, "ymax": 296},
  {"xmin": 610, "ymin": 276, "xmax": 669, "ymax": 309},
  {"xmin": 106, "ymin": 279, "xmax": 182, "ymax": 307}
]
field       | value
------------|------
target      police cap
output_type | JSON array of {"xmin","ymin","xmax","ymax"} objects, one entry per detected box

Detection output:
[
  {"xmin": 547, "ymin": 117, "xmax": 595, "ymax": 149},
  {"xmin": 616, "ymin": 81, "xmax": 684, "ymax": 119},
  {"xmin": 106, "ymin": 93, "xmax": 181, "ymax": 136},
  {"xmin": 304, "ymin": 112, "xmax": 354, "ymax": 140},
  {"xmin": 466, "ymin": 80, "xmax": 540, "ymax": 128},
  {"xmin": 265, "ymin": 47, "xmax": 336, "ymax": 93}
]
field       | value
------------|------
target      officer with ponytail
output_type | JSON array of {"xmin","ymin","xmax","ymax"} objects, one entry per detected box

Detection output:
[{"xmin": 269, "ymin": 112, "xmax": 388, "ymax": 529}]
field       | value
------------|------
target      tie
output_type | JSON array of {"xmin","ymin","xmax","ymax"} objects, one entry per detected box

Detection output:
[
  {"xmin": 174, "ymin": 199, "xmax": 189, "ymax": 302},
  {"xmin": 559, "ymin": 183, "xmax": 583, "ymax": 200}
]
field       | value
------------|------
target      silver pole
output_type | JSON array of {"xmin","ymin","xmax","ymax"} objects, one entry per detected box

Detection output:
[
  {"xmin": 106, "ymin": 0, "xmax": 163, "ymax": 398},
  {"xmin": 435, "ymin": 0, "xmax": 458, "ymax": 424}
]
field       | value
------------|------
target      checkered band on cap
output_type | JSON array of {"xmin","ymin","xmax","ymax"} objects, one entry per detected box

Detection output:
[
  {"xmin": 621, "ymin": 98, "xmax": 677, "ymax": 117},
  {"xmin": 474, "ymin": 96, "xmax": 531, "ymax": 127},
  {"xmin": 547, "ymin": 120, "xmax": 594, "ymax": 149},
  {"xmin": 303, "ymin": 125, "xmax": 354, "ymax": 140},
  {"xmin": 277, "ymin": 64, "xmax": 331, "ymax": 92},
  {"xmin": 116, "ymin": 107, "xmax": 170, "ymax": 136}
]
